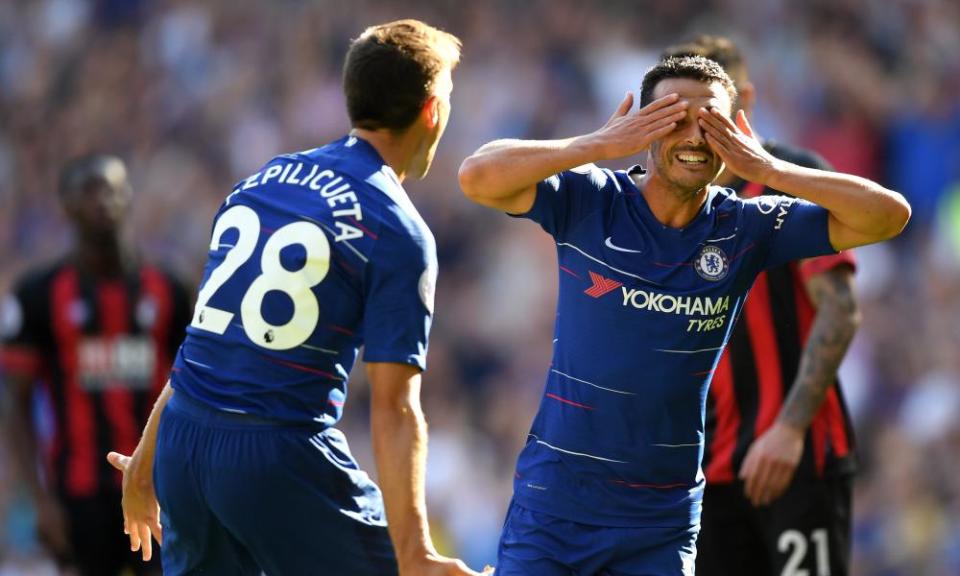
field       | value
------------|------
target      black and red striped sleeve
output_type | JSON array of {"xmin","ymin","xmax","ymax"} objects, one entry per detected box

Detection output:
[{"xmin": 0, "ymin": 271, "xmax": 52, "ymax": 377}]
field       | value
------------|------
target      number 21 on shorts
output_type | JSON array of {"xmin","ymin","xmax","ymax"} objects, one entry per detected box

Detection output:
[
  {"xmin": 778, "ymin": 528, "xmax": 830, "ymax": 576},
  {"xmin": 190, "ymin": 205, "xmax": 331, "ymax": 350}
]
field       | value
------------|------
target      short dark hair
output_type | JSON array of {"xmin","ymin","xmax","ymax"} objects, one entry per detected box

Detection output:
[
  {"xmin": 343, "ymin": 19, "xmax": 461, "ymax": 132},
  {"xmin": 640, "ymin": 55, "xmax": 737, "ymax": 110},
  {"xmin": 58, "ymin": 154, "xmax": 129, "ymax": 197},
  {"xmin": 661, "ymin": 35, "xmax": 748, "ymax": 87}
]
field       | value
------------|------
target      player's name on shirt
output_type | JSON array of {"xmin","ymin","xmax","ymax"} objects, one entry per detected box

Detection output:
[{"xmin": 229, "ymin": 160, "xmax": 366, "ymax": 243}]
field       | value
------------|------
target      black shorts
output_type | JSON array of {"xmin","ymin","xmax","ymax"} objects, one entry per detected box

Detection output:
[
  {"xmin": 61, "ymin": 490, "xmax": 162, "ymax": 576},
  {"xmin": 696, "ymin": 475, "xmax": 851, "ymax": 576}
]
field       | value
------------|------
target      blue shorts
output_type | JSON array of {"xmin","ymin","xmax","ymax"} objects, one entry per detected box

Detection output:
[
  {"xmin": 497, "ymin": 500, "xmax": 698, "ymax": 576},
  {"xmin": 154, "ymin": 392, "xmax": 398, "ymax": 576}
]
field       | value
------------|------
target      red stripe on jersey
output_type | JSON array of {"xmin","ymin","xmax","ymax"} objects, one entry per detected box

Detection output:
[
  {"xmin": 745, "ymin": 274, "xmax": 783, "ymax": 437},
  {"xmin": 559, "ymin": 266, "xmax": 581, "ymax": 279},
  {"xmin": 263, "ymin": 355, "xmax": 341, "ymax": 380},
  {"xmin": 97, "ymin": 281, "xmax": 140, "ymax": 469},
  {"xmin": 729, "ymin": 243, "xmax": 757, "ymax": 263},
  {"xmin": 50, "ymin": 268, "xmax": 97, "ymax": 497},
  {"xmin": 705, "ymin": 352, "xmax": 739, "ymax": 483},
  {"xmin": 333, "ymin": 256, "xmax": 358, "ymax": 277},
  {"xmin": 545, "ymin": 392, "xmax": 595, "ymax": 410},
  {"xmin": 141, "ymin": 267, "xmax": 174, "ymax": 399},
  {"xmin": 348, "ymin": 216, "xmax": 378, "ymax": 240},
  {"xmin": 798, "ymin": 251, "xmax": 856, "ymax": 283},
  {"xmin": 0, "ymin": 347, "xmax": 41, "ymax": 375},
  {"xmin": 824, "ymin": 387, "xmax": 850, "ymax": 458},
  {"xmin": 793, "ymin": 275, "xmax": 815, "ymax": 356}
]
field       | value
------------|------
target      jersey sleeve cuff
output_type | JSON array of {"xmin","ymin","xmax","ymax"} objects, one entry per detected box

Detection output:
[
  {"xmin": 506, "ymin": 185, "xmax": 544, "ymax": 219},
  {"xmin": 362, "ymin": 350, "xmax": 427, "ymax": 372}
]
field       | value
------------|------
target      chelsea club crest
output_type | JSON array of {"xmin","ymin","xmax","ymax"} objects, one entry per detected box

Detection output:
[{"xmin": 694, "ymin": 245, "xmax": 729, "ymax": 282}]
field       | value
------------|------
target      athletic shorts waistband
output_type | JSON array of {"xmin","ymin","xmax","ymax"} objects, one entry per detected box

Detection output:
[{"xmin": 167, "ymin": 390, "xmax": 326, "ymax": 430}]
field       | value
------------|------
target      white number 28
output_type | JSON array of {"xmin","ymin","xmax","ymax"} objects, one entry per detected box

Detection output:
[{"xmin": 190, "ymin": 205, "xmax": 330, "ymax": 350}]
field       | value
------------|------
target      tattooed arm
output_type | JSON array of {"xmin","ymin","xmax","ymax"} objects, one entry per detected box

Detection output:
[
  {"xmin": 779, "ymin": 265, "xmax": 859, "ymax": 428},
  {"xmin": 739, "ymin": 264, "xmax": 859, "ymax": 506}
]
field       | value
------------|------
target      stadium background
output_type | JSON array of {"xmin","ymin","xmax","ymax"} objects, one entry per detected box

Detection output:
[{"xmin": 0, "ymin": 0, "xmax": 958, "ymax": 573}]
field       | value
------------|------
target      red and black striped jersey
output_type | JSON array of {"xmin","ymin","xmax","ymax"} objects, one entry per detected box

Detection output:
[
  {"xmin": 0, "ymin": 259, "xmax": 190, "ymax": 498},
  {"xmin": 703, "ymin": 142, "xmax": 857, "ymax": 484}
]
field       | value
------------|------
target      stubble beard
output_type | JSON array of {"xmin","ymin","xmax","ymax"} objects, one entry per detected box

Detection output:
[{"xmin": 651, "ymin": 143, "xmax": 715, "ymax": 202}]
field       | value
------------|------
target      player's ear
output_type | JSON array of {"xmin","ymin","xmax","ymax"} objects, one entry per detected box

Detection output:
[
  {"xmin": 421, "ymin": 95, "xmax": 440, "ymax": 130},
  {"xmin": 737, "ymin": 81, "xmax": 756, "ymax": 114}
]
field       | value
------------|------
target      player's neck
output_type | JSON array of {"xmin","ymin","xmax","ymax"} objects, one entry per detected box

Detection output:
[
  {"xmin": 73, "ymin": 236, "xmax": 134, "ymax": 278},
  {"xmin": 350, "ymin": 128, "xmax": 418, "ymax": 183},
  {"xmin": 714, "ymin": 168, "xmax": 739, "ymax": 188},
  {"xmin": 632, "ymin": 173, "xmax": 709, "ymax": 229}
]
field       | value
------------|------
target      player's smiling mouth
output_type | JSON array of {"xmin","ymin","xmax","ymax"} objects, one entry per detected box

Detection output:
[
  {"xmin": 672, "ymin": 149, "xmax": 714, "ymax": 171},
  {"xmin": 674, "ymin": 151, "xmax": 711, "ymax": 165}
]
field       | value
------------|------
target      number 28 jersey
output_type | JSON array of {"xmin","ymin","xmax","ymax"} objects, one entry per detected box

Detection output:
[{"xmin": 171, "ymin": 136, "xmax": 437, "ymax": 425}]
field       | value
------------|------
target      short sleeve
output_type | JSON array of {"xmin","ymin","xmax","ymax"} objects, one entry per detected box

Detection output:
[
  {"xmin": 511, "ymin": 165, "xmax": 611, "ymax": 239},
  {"xmin": 362, "ymin": 230, "xmax": 435, "ymax": 371},
  {"xmin": 742, "ymin": 196, "xmax": 837, "ymax": 271},
  {"xmin": 0, "ymin": 278, "xmax": 46, "ymax": 377}
]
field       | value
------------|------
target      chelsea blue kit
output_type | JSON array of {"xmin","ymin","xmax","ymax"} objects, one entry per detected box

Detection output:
[
  {"xmin": 156, "ymin": 135, "xmax": 436, "ymax": 576},
  {"xmin": 497, "ymin": 164, "xmax": 835, "ymax": 575}
]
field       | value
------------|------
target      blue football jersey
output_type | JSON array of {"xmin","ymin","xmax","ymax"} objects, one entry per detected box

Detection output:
[
  {"xmin": 171, "ymin": 136, "xmax": 437, "ymax": 425},
  {"xmin": 510, "ymin": 164, "xmax": 835, "ymax": 527}
]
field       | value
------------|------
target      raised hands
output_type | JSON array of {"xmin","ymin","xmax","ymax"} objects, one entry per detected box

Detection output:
[
  {"xmin": 459, "ymin": 91, "xmax": 687, "ymax": 214},
  {"xmin": 590, "ymin": 92, "xmax": 689, "ymax": 161},
  {"xmin": 698, "ymin": 107, "xmax": 779, "ymax": 184}
]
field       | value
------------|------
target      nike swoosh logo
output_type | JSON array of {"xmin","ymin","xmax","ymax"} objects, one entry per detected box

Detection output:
[{"xmin": 604, "ymin": 236, "xmax": 643, "ymax": 253}]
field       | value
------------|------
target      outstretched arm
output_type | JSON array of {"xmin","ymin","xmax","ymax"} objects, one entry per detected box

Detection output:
[
  {"xmin": 367, "ymin": 362, "xmax": 482, "ymax": 576},
  {"xmin": 698, "ymin": 108, "xmax": 911, "ymax": 250},
  {"xmin": 739, "ymin": 265, "xmax": 859, "ymax": 505},
  {"xmin": 459, "ymin": 92, "xmax": 688, "ymax": 214}
]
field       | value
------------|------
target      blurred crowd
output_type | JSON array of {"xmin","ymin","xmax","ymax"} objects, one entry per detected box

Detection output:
[{"xmin": 1, "ymin": 0, "xmax": 958, "ymax": 574}]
